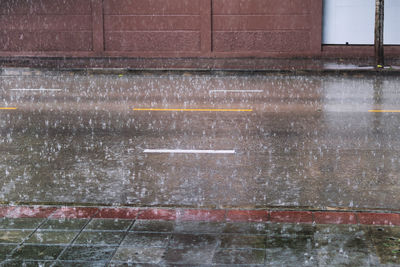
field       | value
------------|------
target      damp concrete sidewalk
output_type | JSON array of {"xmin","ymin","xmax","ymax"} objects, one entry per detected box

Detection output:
[{"xmin": 0, "ymin": 205, "xmax": 400, "ymax": 266}]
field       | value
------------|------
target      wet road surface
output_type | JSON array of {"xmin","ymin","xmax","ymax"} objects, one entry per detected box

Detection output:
[{"xmin": 1, "ymin": 70, "xmax": 400, "ymax": 210}]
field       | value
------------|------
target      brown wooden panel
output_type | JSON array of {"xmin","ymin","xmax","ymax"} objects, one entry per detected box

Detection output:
[
  {"xmin": 104, "ymin": 0, "xmax": 200, "ymax": 15},
  {"xmin": 0, "ymin": 31, "xmax": 92, "ymax": 51},
  {"xmin": 213, "ymin": 31, "xmax": 311, "ymax": 52},
  {"xmin": 104, "ymin": 16, "xmax": 200, "ymax": 31},
  {"xmin": 0, "ymin": 0, "xmax": 91, "ymax": 15},
  {"xmin": 213, "ymin": 0, "xmax": 310, "ymax": 15},
  {"xmin": 0, "ymin": 15, "xmax": 92, "ymax": 31},
  {"xmin": 105, "ymin": 32, "xmax": 201, "ymax": 51},
  {"xmin": 213, "ymin": 15, "xmax": 311, "ymax": 31}
]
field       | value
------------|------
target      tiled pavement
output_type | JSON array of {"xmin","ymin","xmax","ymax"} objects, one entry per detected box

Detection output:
[{"xmin": 0, "ymin": 206, "xmax": 399, "ymax": 266}]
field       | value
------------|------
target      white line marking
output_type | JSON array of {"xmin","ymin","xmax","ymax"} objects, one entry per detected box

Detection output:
[
  {"xmin": 209, "ymin": 90, "xmax": 263, "ymax": 93},
  {"xmin": 144, "ymin": 149, "xmax": 235, "ymax": 154},
  {"xmin": 10, "ymin": 89, "xmax": 63, "ymax": 91}
]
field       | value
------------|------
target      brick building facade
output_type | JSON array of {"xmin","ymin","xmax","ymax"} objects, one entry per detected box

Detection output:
[{"xmin": 0, "ymin": 0, "xmax": 399, "ymax": 60}]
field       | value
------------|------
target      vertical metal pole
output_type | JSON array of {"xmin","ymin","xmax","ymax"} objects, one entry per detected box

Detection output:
[{"xmin": 375, "ymin": 0, "xmax": 384, "ymax": 67}]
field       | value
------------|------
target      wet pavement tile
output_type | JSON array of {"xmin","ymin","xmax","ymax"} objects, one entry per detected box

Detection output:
[
  {"xmin": 1, "ymin": 260, "xmax": 55, "ymax": 267},
  {"xmin": 168, "ymin": 234, "xmax": 218, "ymax": 249},
  {"xmin": 0, "ymin": 218, "xmax": 44, "ymax": 230},
  {"xmin": 264, "ymin": 247, "xmax": 317, "ymax": 267},
  {"xmin": 264, "ymin": 236, "xmax": 316, "ymax": 266},
  {"xmin": 131, "ymin": 220, "xmax": 174, "ymax": 233},
  {"xmin": 365, "ymin": 226, "xmax": 400, "ymax": 265},
  {"xmin": 266, "ymin": 235, "xmax": 314, "ymax": 249},
  {"xmin": 213, "ymin": 248, "xmax": 266, "ymax": 264},
  {"xmin": 52, "ymin": 260, "xmax": 107, "ymax": 267},
  {"xmin": 58, "ymin": 245, "xmax": 116, "ymax": 261},
  {"xmin": 0, "ymin": 230, "xmax": 32, "ymax": 243},
  {"xmin": 222, "ymin": 222, "xmax": 315, "ymax": 237},
  {"xmin": 74, "ymin": 231, "xmax": 125, "ymax": 246},
  {"xmin": 219, "ymin": 234, "xmax": 267, "ymax": 249},
  {"xmin": 0, "ymin": 244, "xmax": 17, "ymax": 260},
  {"xmin": 39, "ymin": 219, "xmax": 88, "ymax": 231},
  {"xmin": 315, "ymin": 224, "xmax": 364, "ymax": 235},
  {"xmin": 111, "ymin": 246, "xmax": 166, "ymax": 263},
  {"xmin": 223, "ymin": 222, "xmax": 271, "ymax": 235},
  {"xmin": 266, "ymin": 223, "xmax": 316, "ymax": 237},
  {"xmin": 9, "ymin": 245, "xmax": 65, "ymax": 260},
  {"xmin": 163, "ymin": 247, "xmax": 215, "ymax": 264},
  {"xmin": 108, "ymin": 263, "xmax": 163, "ymax": 267},
  {"xmin": 314, "ymin": 231, "xmax": 374, "ymax": 267},
  {"xmin": 25, "ymin": 231, "xmax": 77, "ymax": 244},
  {"xmin": 84, "ymin": 219, "xmax": 133, "ymax": 231},
  {"xmin": 120, "ymin": 232, "xmax": 170, "ymax": 247},
  {"xmin": 173, "ymin": 221, "xmax": 226, "ymax": 234}
]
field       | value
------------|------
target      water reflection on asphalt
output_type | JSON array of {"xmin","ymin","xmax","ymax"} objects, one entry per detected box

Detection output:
[{"xmin": 1, "ymin": 71, "xmax": 400, "ymax": 210}]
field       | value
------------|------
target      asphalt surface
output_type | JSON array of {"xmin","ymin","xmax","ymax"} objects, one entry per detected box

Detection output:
[{"xmin": 1, "ymin": 69, "xmax": 400, "ymax": 210}]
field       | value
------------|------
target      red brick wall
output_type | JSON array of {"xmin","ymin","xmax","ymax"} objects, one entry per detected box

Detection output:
[
  {"xmin": 103, "ymin": 0, "xmax": 202, "ymax": 52},
  {"xmin": 212, "ymin": 0, "xmax": 312, "ymax": 53},
  {"xmin": 0, "ymin": 0, "xmax": 93, "ymax": 52},
  {"xmin": 0, "ymin": 0, "xmax": 398, "ymax": 59}
]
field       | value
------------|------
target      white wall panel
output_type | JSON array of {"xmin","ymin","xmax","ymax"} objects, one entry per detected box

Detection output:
[
  {"xmin": 385, "ymin": 0, "xmax": 400, "ymax": 44},
  {"xmin": 323, "ymin": 0, "xmax": 399, "ymax": 45}
]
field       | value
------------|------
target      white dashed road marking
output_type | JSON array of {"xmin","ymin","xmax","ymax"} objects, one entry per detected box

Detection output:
[
  {"xmin": 10, "ymin": 89, "xmax": 63, "ymax": 91},
  {"xmin": 209, "ymin": 90, "xmax": 263, "ymax": 93},
  {"xmin": 143, "ymin": 149, "xmax": 235, "ymax": 154}
]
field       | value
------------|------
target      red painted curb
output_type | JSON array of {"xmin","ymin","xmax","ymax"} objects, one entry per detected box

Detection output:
[
  {"xmin": 357, "ymin": 212, "xmax": 400, "ymax": 226},
  {"xmin": 314, "ymin": 212, "xmax": 357, "ymax": 225},
  {"xmin": 270, "ymin": 211, "xmax": 313, "ymax": 224},
  {"xmin": 95, "ymin": 208, "xmax": 139, "ymax": 219},
  {"xmin": 138, "ymin": 209, "xmax": 177, "ymax": 220},
  {"xmin": 50, "ymin": 207, "xmax": 100, "ymax": 219},
  {"xmin": 6, "ymin": 206, "xmax": 57, "ymax": 219},
  {"xmin": 1, "ymin": 206, "xmax": 400, "ymax": 226},
  {"xmin": 226, "ymin": 210, "xmax": 268, "ymax": 222},
  {"xmin": 178, "ymin": 209, "xmax": 226, "ymax": 222},
  {"xmin": 0, "ymin": 206, "xmax": 11, "ymax": 217}
]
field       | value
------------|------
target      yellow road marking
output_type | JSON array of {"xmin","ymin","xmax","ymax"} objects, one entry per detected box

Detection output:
[
  {"xmin": 369, "ymin": 110, "xmax": 400, "ymax": 113},
  {"xmin": 0, "ymin": 107, "xmax": 17, "ymax": 110},
  {"xmin": 133, "ymin": 108, "xmax": 252, "ymax": 112}
]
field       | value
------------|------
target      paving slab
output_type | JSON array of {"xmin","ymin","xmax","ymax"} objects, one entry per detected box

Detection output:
[
  {"xmin": 25, "ymin": 231, "xmax": 78, "ymax": 245},
  {"xmin": 39, "ymin": 219, "xmax": 88, "ymax": 231},
  {"xmin": 84, "ymin": 219, "xmax": 133, "ymax": 232},
  {"xmin": 0, "ymin": 218, "xmax": 44, "ymax": 230},
  {"xmin": 131, "ymin": 220, "xmax": 174, "ymax": 233},
  {"xmin": 9, "ymin": 245, "xmax": 65, "ymax": 260},
  {"xmin": 73, "ymin": 231, "xmax": 125, "ymax": 246},
  {"xmin": 58, "ymin": 245, "xmax": 116, "ymax": 261},
  {"xmin": 0, "ymin": 206, "xmax": 398, "ymax": 265},
  {"xmin": 120, "ymin": 232, "xmax": 170, "ymax": 248}
]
